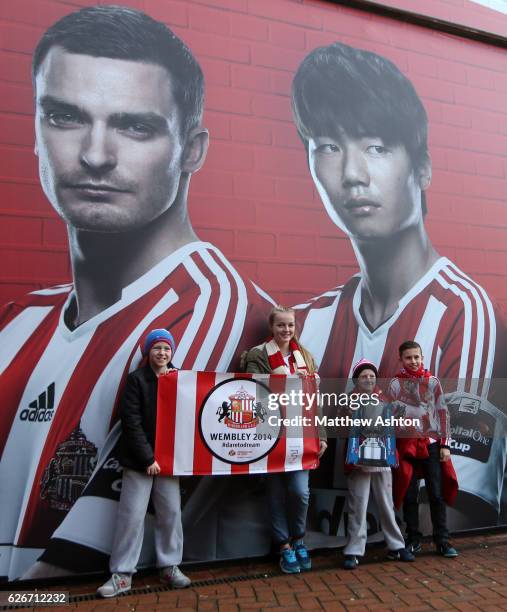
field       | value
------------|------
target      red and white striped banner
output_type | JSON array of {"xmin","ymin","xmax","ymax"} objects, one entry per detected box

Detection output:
[{"xmin": 155, "ymin": 371, "xmax": 320, "ymax": 476}]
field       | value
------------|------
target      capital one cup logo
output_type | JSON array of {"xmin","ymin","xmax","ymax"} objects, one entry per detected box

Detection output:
[{"xmin": 198, "ymin": 378, "xmax": 281, "ymax": 465}]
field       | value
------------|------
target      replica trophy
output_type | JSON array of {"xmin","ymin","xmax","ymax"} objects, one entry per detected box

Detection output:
[{"xmin": 346, "ymin": 401, "xmax": 397, "ymax": 468}]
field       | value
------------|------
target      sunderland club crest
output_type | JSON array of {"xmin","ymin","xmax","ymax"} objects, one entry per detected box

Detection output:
[
  {"xmin": 200, "ymin": 377, "xmax": 280, "ymax": 465},
  {"xmin": 217, "ymin": 386, "xmax": 267, "ymax": 429}
]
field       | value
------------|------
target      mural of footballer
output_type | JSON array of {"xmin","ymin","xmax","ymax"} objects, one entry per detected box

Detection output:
[
  {"xmin": 0, "ymin": 5, "xmax": 273, "ymax": 581},
  {"xmin": 291, "ymin": 42, "xmax": 507, "ymax": 531}
]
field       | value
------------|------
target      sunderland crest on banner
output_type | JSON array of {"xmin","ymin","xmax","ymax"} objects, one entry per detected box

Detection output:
[
  {"xmin": 217, "ymin": 385, "xmax": 266, "ymax": 429},
  {"xmin": 200, "ymin": 378, "xmax": 279, "ymax": 464}
]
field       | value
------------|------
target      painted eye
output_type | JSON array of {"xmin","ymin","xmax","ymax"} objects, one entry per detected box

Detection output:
[
  {"xmin": 366, "ymin": 145, "xmax": 389, "ymax": 156},
  {"xmin": 317, "ymin": 143, "xmax": 340, "ymax": 153},
  {"xmin": 47, "ymin": 112, "xmax": 84, "ymax": 128},
  {"xmin": 117, "ymin": 121, "xmax": 157, "ymax": 139}
]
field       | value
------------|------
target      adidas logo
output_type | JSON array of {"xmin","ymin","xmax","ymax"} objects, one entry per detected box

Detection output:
[{"xmin": 20, "ymin": 383, "xmax": 55, "ymax": 422}]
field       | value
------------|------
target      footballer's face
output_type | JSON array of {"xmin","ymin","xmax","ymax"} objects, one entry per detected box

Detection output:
[
  {"xmin": 400, "ymin": 347, "xmax": 423, "ymax": 373},
  {"xmin": 308, "ymin": 131, "xmax": 431, "ymax": 241},
  {"xmin": 34, "ymin": 47, "xmax": 187, "ymax": 233}
]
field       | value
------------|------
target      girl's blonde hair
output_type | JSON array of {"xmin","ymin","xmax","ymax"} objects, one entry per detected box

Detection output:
[{"xmin": 268, "ymin": 305, "xmax": 316, "ymax": 373}]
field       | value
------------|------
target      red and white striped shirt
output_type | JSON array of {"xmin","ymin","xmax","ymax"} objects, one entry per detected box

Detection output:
[
  {"xmin": 295, "ymin": 257, "xmax": 507, "ymax": 514},
  {"xmin": 295, "ymin": 257, "xmax": 503, "ymax": 389},
  {"xmin": 0, "ymin": 241, "xmax": 272, "ymax": 579}
]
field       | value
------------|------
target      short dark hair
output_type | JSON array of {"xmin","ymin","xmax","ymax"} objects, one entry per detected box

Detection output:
[
  {"xmin": 398, "ymin": 340, "xmax": 422, "ymax": 358},
  {"xmin": 32, "ymin": 5, "xmax": 204, "ymax": 140},
  {"xmin": 292, "ymin": 42, "xmax": 429, "ymax": 213}
]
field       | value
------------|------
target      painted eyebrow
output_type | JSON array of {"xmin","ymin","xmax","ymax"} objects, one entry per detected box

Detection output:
[
  {"xmin": 39, "ymin": 95, "xmax": 88, "ymax": 118},
  {"xmin": 111, "ymin": 112, "xmax": 168, "ymax": 132},
  {"xmin": 38, "ymin": 96, "xmax": 168, "ymax": 131}
]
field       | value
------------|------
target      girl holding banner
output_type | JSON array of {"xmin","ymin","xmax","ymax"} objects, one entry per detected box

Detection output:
[{"xmin": 242, "ymin": 306, "xmax": 327, "ymax": 574}]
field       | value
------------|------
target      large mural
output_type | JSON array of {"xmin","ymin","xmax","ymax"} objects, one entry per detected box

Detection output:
[{"xmin": 0, "ymin": 0, "xmax": 506, "ymax": 582}]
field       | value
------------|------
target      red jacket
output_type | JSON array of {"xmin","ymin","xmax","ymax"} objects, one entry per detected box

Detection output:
[{"xmin": 392, "ymin": 437, "xmax": 458, "ymax": 509}]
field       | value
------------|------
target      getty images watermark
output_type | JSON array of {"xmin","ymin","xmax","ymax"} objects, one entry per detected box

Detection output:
[{"xmin": 266, "ymin": 389, "xmax": 421, "ymax": 429}]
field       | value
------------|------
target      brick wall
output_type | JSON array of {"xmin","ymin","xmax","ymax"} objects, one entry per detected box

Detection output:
[{"xmin": 0, "ymin": 0, "xmax": 506, "ymax": 310}]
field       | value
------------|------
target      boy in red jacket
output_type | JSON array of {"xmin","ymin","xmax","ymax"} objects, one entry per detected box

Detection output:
[{"xmin": 389, "ymin": 341, "xmax": 459, "ymax": 558}]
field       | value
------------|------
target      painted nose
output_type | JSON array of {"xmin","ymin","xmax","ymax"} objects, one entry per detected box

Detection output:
[
  {"xmin": 342, "ymin": 147, "xmax": 369, "ymax": 187},
  {"xmin": 79, "ymin": 123, "xmax": 116, "ymax": 173}
]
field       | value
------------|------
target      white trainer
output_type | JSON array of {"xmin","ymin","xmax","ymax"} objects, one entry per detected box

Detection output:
[
  {"xmin": 96, "ymin": 573, "xmax": 132, "ymax": 598},
  {"xmin": 160, "ymin": 565, "xmax": 191, "ymax": 588}
]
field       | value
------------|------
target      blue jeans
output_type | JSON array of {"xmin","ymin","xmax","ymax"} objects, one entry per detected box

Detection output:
[{"xmin": 267, "ymin": 470, "xmax": 310, "ymax": 547}]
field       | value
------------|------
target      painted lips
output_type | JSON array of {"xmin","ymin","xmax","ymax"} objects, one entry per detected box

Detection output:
[{"xmin": 344, "ymin": 199, "xmax": 381, "ymax": 215}]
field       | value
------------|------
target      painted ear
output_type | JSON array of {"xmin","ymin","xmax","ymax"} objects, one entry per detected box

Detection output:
[
  {"xmin": 181, "ymin": 128, "xmax": 209, "ymax": 174},
  {"xmin": 418, "ymin": 156, "xmax": 432, "ymax": 191}
]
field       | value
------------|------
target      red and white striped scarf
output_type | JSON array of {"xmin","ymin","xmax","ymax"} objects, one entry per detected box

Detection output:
[{"xmin": 266, "ymin": 338, "xmax": 309, "ymax": 374}]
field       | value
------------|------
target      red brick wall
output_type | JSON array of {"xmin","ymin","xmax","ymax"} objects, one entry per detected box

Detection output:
[{"xmin": 0, "ymin": 0, "xmax": 506, "ymax": 309}]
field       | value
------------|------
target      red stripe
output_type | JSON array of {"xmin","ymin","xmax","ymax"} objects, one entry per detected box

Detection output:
[
  {"xmin": 301, "ymin": 375, "xmax": 320, "ymax": 470},
  {"xmin": 193, "ymin": 371, "xmax": 217, "ymax": 475},
  {"xmin": 155, "ymin": 372, "xmax": 178, "ymax": 474},
  {"xmin": 321, "ymin": 280, "xmax": 359, "ymax": 379},
  {"xmin": 266, "ymin": 374, "xmax": 288, "ymax": 473}
]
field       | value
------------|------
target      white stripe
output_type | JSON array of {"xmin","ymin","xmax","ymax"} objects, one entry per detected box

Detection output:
[
  {"xmin": 211, "ymin": 453, "xmax": 232, "ymax": 475},
  {"xmin": 30, "ymin": 285, "xmax": 72, "ymax": 296},
  {"xmin": 193, "ymin": 250, "xmax": 232, "ymax": 370},
  {"xmin": 173, "ymin": 258, "xmax": 211, "ymax": 368},
  {"xmin": 348, "ymin": 325, "xmax": 388, "ymax": 386},
  {"xmin": 447, "ymin": 264, "xmax": 496, "ymax": 396},
  {"xmin": 414, "ymin": 295, "xmax": 447, "ymax": 377},
  {"xmin": 0, "ymin": 306, "xmax": 54, "ymax": 375},
  {"xmin": 282, "ymin": 377, "xmax": 304, "ymax": 472},
  {"xmin": 293, "ymin": 286, "xmax": 344, "ymax": 309},
  {"xmin": 440, "ymin": 267, "xmax": 496, "ymax": 397},
  {"xmin": 173, "ymin": 371, "xmax": 197, "ymax": 475},
  {"xmin": 435, "ymin": 275, "xmax": 472, "ymax": 392},
  {"xmin": 299, "ymin": 294, "xmax": 341, "ymax": 368},
  {"xmin": 442, "ymin": 266, "xmax": 487, "ymax": 394},
  {"xmin": 210, "ymin": 249, "xmax": 251, "ymax": 371},
  {"xmin": 251, "ymin": 281, "xmax": 276, "ymax": 305},
  {"xmin": 248, "ymin": 450, "xmax": 269, "ymax": 473},
  {"xmin": 435, "ymin": 345, "xmax": 442, "ymax": 377}
]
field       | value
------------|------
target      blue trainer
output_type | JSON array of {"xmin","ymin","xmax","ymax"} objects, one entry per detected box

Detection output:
[
  {"xmin": 386, "ymin": 548, "xmax": 415, "ymax": 562},
  {"xmin": 294, "ymin": 543, "xmax": 312, "ymax": 571},
  {"xmin": 437, "ymin": 543, "xmax": 459, "ymax": 558},
  {"xmin": 280, "ymin": 548, "xmax": 300, "ymax": 574},
  {"xmin": 343, "ymin": 555, "xmax": 358, "ymax": 570}
]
